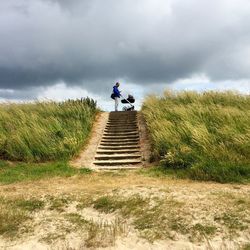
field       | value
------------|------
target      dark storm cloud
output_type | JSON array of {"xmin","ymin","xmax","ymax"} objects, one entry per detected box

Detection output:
[{"xmin": 0, "ymin": 0, "xmax": 250, "ymax": 95}]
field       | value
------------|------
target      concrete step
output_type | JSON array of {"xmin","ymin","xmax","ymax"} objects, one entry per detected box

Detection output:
[
  {"xmin": 108, "ymin": 116, "xmax": 137, "ymax": 121},
  {"xmin": 95, "ymin": 154, "xmax": 141, "ymax": 160},
  {"xmin": 106, "ymin": 123, "xmax": 137, "ymax": 126},
  {"xmin": 108, "ymin": 121, "xmax": 137, "ymax": 124},
  {"xmin": 94, "ymin": 159, "xmax": 141, "ymax": 166},
  {"xmin": 109, "ymin": 114, "xmax": 137, "ymax": 117},
  {"xmin": 103, "ymin": 131, "xmax": 139, "ymax": 136},
  {"xmin": 102, "ymin": 137, "xmax": 139, "ymax": 140},
  {"xmin": 109, "ymin": 115, "xmax": 137, "ymax": 117},
  {"xmin": 105, "ymin": 127, "xmax": 138, "ymax": 132},
  {"xmin": 108, "ymin": 118, "xmax": 137, "ymax": 121},
  {"xmin": 102, "ymin": 136, "xmax": 140, "ymax": 140},
  {"xmin": 104, "ymin": 133, "xmax": 138, "ymax": 136},
  {"xmin": 101, "ymin": 139, "xmax": 139, "ymax": 143},
  {"xmin": 106, "ymin": 123, "xmax": 137, "ymax": 127},
  {"xmin": 107, "ymin": 118, "xmax": 136, "ymax": 120},
  {"xmin": 102, "ymin": 135, "xmax": 139, "ymax": 140},
  {"xmin": 103, "ymin": 134, "xmax": 139, "ymax": 138},
  {"xmin": 98, "ymin": 145, "xmax": 140, "ymax": 150},
  {"xmin": 96, "ymin": 149, "xmax": 140, "ymax": 154},
  {"xmin": 106, "ymin": 122, "xmax": 137, "ymax": 126},
  {"xmin": 100, "ymin": 142, "xmax": 140, "ymax": 147},
  {"xmin": 105, "ymin": 126, "xmax": 138, "ymax": 130},
  {"xmin": 95, "ymin": 166, "xmax": 141, "ymax": 170},
  {"xmin": 104, "ymin": 128, "xmax": 138, "ymax": 133},
  {"xmin": 109, "ymin": 116, "xmax": 137, "ymax": 119},
  {"xmin": 110, "ymin": 111, "xmax": 137, "ymax": 114}
]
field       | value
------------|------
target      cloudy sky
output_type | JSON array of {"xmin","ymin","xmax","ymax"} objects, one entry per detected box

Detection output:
[{"xmin": 0, "ymin": 0, "xmax": 250, "ymax": 110}]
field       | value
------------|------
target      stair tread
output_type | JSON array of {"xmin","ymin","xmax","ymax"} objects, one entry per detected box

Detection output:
[
  {"xmin": 97, "ymin": 149, "xmax": 140, "ymax": 152},
  {"xmin": 95, "ymin": 154, "xmax": 141, "ymax": 158},
  {"xmin": 93, "ymin": 111, "xmax": 142, "ymax": 169},
  {"xmin": 101, "ymin": 143, "xmax": 139, "ymax": 145},
  {"xmin": 98, "ymin": 148, "xmax": 140, "ymax": 151},
  {"xmin": 101, "ymin": 141, "xmax": 139, "ymax": 144},
  {"xmin": 101, "ymin": 138, "xmax": 139, "ymax": 141},
  {"xmin": 105, "ymin": 130, "xmax": 138, "ymax": 133},
  {"xmin": 102, "ymin": 136, "xmax": 139, "ymax": 139},
  {"xmin": 95, "ymin": 157, "xmax": 141, "ymax": 161},
  {"xmin": 98, "ymin": 146, "xmax": 140, "ymax": 150},
  {"xmin": 107, "ymin": 121, "xmax": 137, "ymax": 123},
  {"xmin": 104, "ymin": 131, "xmax": 138, "ymax": 134},
  {"xmin": 103, "ymin": 133, "xmax": 139, "ymax": 137},
  {"xmin": 94, "ymin": 159, "xmax": 141, "ymax": 165},
  {"xmin": 95, "ymin": 166, "xmax": 141, "ymax": 170}
]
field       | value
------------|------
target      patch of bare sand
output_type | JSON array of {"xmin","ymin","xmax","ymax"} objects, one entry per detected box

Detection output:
[
  {"xmin": 70, "ymin": 112, "xmax": 109, "ymax": 169},
  {"xmin": 0, "ymin": 173, "xmax": 249, "ymax": 250},
  {"xmin": 0, "ymin": 172, "xmax": 249, "ymax": 198}
]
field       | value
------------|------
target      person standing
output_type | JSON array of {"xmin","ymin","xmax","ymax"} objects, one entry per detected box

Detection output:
[{"xmin": 113, "ymin": 82, "xmax": 121, "ymax": 111}]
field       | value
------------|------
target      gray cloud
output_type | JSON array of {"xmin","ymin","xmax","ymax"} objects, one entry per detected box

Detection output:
[{"xmin": 0, "ymin": 0, "xmax": 250, "ymax": 98}]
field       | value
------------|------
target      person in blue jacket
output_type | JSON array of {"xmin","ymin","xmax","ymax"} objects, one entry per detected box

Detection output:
[{"xmin": 113, "ymin": 82, "xmax": 121, "ymax": 111}]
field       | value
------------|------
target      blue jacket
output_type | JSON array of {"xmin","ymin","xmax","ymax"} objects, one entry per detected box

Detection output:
[{"xmin": 113, "ymin": 86, "xmax": 121, "ymax": 97}]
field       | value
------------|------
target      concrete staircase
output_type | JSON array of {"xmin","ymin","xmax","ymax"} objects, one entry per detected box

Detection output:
[{"xmin": 94, "ymin": 111, "xmax": 141, "ymax": 169}]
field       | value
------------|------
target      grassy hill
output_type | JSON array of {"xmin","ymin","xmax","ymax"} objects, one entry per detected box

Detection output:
[
  {"xmin": 142, "ymin": 91, "xmax": 250, "ymax": 183},
  {"xmin": 0, "ymin": 98, "xmax": 98, "ymax": 162}
]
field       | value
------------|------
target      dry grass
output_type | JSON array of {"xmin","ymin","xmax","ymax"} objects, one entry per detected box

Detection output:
[
  {"xmin": 0, "ymin": 171, "xmax": 249, "ymax": 249},
  {"xmin": 142, "ymin": 90, "xmax": 250, "ymax": 183},
  {"xmin": 0, "ymin": 98, "xmax": 97, "ymax": 162}
]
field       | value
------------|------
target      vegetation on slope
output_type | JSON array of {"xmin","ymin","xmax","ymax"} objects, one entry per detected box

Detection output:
[
  {"xmin": 0, "ymin": 98, "xmax": 97, "ymax": 162},
  {"xmin": 0, "ymin": 160, "xmax": 92, "ymax": 184},
  {"xmin": 142, "ymin": 91, "xmax": 250, "ymax": 183}
]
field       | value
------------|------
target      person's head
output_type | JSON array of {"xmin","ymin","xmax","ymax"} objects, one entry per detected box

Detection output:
[{"xmin": 116, "ymin": 82, "xmax": 120, "ymax": 87}]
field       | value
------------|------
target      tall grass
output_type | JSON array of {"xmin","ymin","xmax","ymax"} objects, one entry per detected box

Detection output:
[
  {"xmin": 142, "ymin": 91, "xmax": 250, "ymax": 183},
  {"xmin": 0, "ymin": 98, "xmax": 98, "ymax": 162}
]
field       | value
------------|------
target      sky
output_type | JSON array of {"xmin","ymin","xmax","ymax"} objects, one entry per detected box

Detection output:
[{"xmin": 0, "ymin": 0, "xmax": 250, "ymax": 110}]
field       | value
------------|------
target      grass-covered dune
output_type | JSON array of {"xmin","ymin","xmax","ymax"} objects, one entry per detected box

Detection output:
[
  {"xmin": 0, "ymin": 98, "xmax": 98, "ymax": 162},
  {"xmin": 142, "ymin": 91, "xmax": 250, "ymax": 183}
]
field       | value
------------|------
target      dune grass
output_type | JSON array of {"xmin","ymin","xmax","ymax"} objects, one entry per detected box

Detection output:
[
  {"xmin": 0, "ymin": 98, "xmax": 97, "ymax": 162},
  {"xmin": 0, "ymin": 160, "xmax": 92, "ymax": 184},
  {"xmin": 142, "ymin": 91, "xmax": 250, "ymax": 183}
]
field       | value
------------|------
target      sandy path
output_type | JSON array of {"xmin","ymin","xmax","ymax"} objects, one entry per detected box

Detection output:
[{"xmin": 70, "ymin": 112, "xmax": 109, "ymax": 169}]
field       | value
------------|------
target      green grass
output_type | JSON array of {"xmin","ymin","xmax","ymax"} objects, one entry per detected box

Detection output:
[
  {"xmin": 0, "ymin": 197, "xmax": 37, "ymax": 237},
  {"xmin": 65, "ymin": 213, "xmax": 89, "ymax": 228},
  {"xmin": 242, "ymin": 244, "xmax": 250, "ymax": 250},
  {"xmin": 14, "ymin": 198, "xmax": 45, "ymax": 212},
  {"xmin": 0, "ymin": 98, "xmax": 98, "ymax": 162},
  {"xmin": 0, "ymin": 160, "xmax": 92, "ymax": 184},
  {"xmin": 93, "ymin": 196, "xmax": 121, "ymax": 213},
  {"xmin": 92, "ymin": 194, "xmax": 187, "ymax": 242},
  {"xmin": 65, "ymin": 213, "xmax": 126, "ymax": 248},
  {"xmin": 90, "ymin": 192, "xmax": 249, "ymax": 242},
  {"xmin": 142, "ymin": 91, "xmax": 250, "ymax": 183},
  {"xmin": 91, "ymin": 194, "xmax": 217, "ymax": 242},
  {"xmin": 0, "ymin": 207, "xmax": 29, "ymax": 237},
  {"xmin": 93, "ymin": 195, "xmax": 148, "ymax": 217},
  {"xmin": 48, "ymin": 196, "xmax": 71, "ymax": 212},
  {"xmin": 214, "ymin": 212, "xmax": 248, "ymax": 234},
  {"xmin": 138, "ymin": 166, "xmax": 189, "ymax": 179}
]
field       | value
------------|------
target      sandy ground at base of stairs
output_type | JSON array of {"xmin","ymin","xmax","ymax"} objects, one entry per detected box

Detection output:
[
  {"xmin": 70, "ymin": 112, "xmax": 109, "ymax": 169},
  {"xmin": 0, "ymin": 171, "xmax": 249, "ymax": 250}
]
